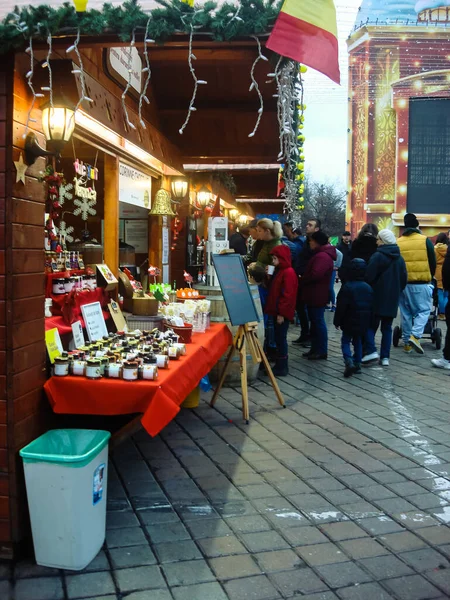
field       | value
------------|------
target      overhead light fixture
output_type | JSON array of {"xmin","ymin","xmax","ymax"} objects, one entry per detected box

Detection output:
[
  {"xmin": 171, "ymin": 178, "xmax": 188, "ymax": 201},
  {"xmin": 25, "ymin": 104, "xmax": 75, "ymax": 165},
  {"xmin": 197, "ymin": 185, "xmax": 213, "ymax": 208},
  {"xmin": 229, "ymin": 209, "xmax": 240, "ymax": 220}
]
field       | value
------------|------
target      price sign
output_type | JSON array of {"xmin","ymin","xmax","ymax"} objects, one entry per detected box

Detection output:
[
  {"xmin": 81, "ymin": 302, "xmax": 108, "ymax": 342},
  {"xmin": 45, "ymin": 328, "xmax": 63, "ymax": 364},
  {"xmin": 71, "ymin": 321, "xmax": 85, "ymax": 349}
]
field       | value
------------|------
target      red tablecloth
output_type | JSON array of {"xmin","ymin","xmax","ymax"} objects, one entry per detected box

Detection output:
[{"xmin": 44, "ymin": 324, "xmax": 232, "ymax": 437}]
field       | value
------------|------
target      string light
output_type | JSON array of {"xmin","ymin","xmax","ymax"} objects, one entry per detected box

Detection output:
[
  {"xmin": 138, "ymin": 18, "xmax": 154, "ymax": 129},
  {"xmin": 66, "ymin": 27, "xmax": 93, "ymax": 133},
  {"xmin": 122, "ymin": 29, "xmax": 137, "ymax": 131},
  {"xmin": 41, "ymin": 33, "xmax": 53, "ymax": 110},
  {"xmin": 23, "ymin": 38, "xmax": 44, "ymax": 139},
  {"xmin": 248, "ymin": 36, "xmax": 267, "ymax": 138}
]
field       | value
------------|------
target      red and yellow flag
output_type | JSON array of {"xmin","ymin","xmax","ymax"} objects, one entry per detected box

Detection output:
[{"xmin": 267, "ymin": 0, "xmax": 340, "ymax": 84}]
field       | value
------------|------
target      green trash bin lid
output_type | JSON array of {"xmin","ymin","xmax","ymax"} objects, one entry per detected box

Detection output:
[{"xmin": 20, "ymin": 429, "xmax": 111, "ymax": 468}]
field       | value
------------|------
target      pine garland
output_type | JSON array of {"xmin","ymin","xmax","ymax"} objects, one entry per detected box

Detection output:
[{"xmin": 0, "ymin": 0, "xmax": 282, "ymax": 54}]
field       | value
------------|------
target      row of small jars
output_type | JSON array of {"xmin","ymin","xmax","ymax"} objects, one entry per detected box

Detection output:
[{"xmin": 52, "ymin": 275, "xmax": 97, "ymax": 295}]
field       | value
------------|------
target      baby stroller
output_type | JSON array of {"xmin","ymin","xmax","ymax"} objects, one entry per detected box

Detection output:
[{"xmin": 393, "ymin": 281, "xmax": 442, "ymax": 350}]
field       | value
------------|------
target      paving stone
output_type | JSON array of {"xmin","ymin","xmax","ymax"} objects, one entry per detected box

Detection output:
[
  {"xmin": 209, "ymin": 555, "xmax": 261, "ymax": 579},
  {"xmin": 299, "ymin": 594, "xmax": 338, "ymax": 600},
  {"xmin": 145, "ymin": 521, "xmax": 191, "ymax": 543},
  {"xmin": 139, "ymin": 508, "xmax": 181, "ymax": 526},
  {"xmin": 388, "ymin": 482, "xmax": 428, "ymax": 497},
  {"xmin": 320, "ymin": 522, "xmax": 368, "ymax": 541},
  {"xmin": 264, "ymin": 509, "xmax": 310, "ymax": 529},
  {"xmin": 409, "ymin": 493, "xmax": 448, "ymax": 510},
  {"xmin": 0, "ymin": 582, "xmax": 11, "ymax": 599},
  {"xmin": 297, "ymin": 543, "xmax": 349, "ymax": 566},
  {"xmin": 374, "ymin": 497, "xmax": 417, "ymax": 514},
  {"xmin": 417, "ymin": 525, "xmax": 450, "ymax": 545},
  {"xmin": 106, "ymin": 510, "xmax": 139, "ymax": 529},
  {"xmin": 357, "ymin": 517, "xmax": 405, "ymax": 536},
  {"xmin": 172, "ymin": 582, "xmax": 228, "ymax": 600},
  {"xmin": 269, "ymin": 568, "xmax": 329, "ymax": 596},
  {"xmin": 309, "ymin": 478, "xmax": 346, "ymax": 493},
  {"xmin": 66, "ymin": 572, "xmax": 115, "ymax": 599},
  {"xmin": 105, "ymin": 526, "xmax": 147, "ymax": 548},
  {"xmin": 162, "ymin": 559, "xmax": 216, "ymax": 586},
  {"xmin": 383, "ymin": 574, "xmax": 443, "ymax": 600},
  {"xmin": 124, "ymin": 591, "xmax": 171, "ymax": 600},
  {"xmin": 424, "ymin": 569, "xmax": 450, "ymax": 595},
  {"xmin": 197, "ymin": 535, "xmax": 247, "ymax": 558},
  {"xmin": 283, "ymin": 526, "xmax": 329, "ymax": 546},
  {"xmin": 357, "ymin": 555, "xmax": 414, "ymax": 579},
  {"xmin": 338, "ymin": 538, "xmax": 390, "ymax": 559},
  {"xmin": 393, "ymin": 511, "xmax": 439, "ymax": 530},
  {"xmin": 186, "ymin": 518, "xmax": 232, "ymax": 539},
  {"xmin": 399, "ymin": 548, "xmax": 450, "ymax": 572},
  {"xmin": 335, "ymin": 582, "xmax": 394, "ymax": 600},
  {"xmin": 322, "ymin": 490, "xmax": 362, "ymax": 506},
  {"xmin": 275, "ymin": 480, "xmax": 313, "ymax": 495},
  {"xmin": 225, "ymin": 515, "xmax": 272, "ymax": 534},
  {"xmin": 240, "ymin": 484, "xmax": 282, "ymax": 499},
  {"xmin": 154, "ymin": 540, "xmax": 202, "ymax": 562},
  {"xmin": 371, "ymin": 472, "xmax": 408, "ymax": 485},
  {"xmin": 314, "ymin": 562, "xmax": 372, "ymax": 588},
  {"xmin": 114, "ymin": 565, "xmax": 166, "ymax": 593},
  {"xmin": 240, "ymin": 531, "xmax": 289, "ymax": 553},
  {"xmin": 108, "ymin": 544, "xmax": 156, "ymax": 569},
  {"xmin": 15, "ymin": 577, "xmax": 64, "ymax": 600},
  {"xmin": 14, "ymin": 560, "xmax": 60, "ymax": 578},
  {"xmin": 224, "ymin": 575, "xmax": 281, "ymax": 600},
  {"xmin": 357, "ymin": 485, "xmax": 397, "ymax": 501},
  {"xmin": 253, "ymin": 549, "xmax": 303, "ymax": 573}
]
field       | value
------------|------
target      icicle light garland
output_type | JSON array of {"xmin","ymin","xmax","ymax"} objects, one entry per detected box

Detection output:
[
  {"xmin": 23, "ymin": 37, "xmax": 44, "ymax": 139},
  {"xmin": 122, "ymin": 28, "xmax": 137, "ymax": 131},
  {"xmin": 40, "ymin": 33, "xmax": 53, "ymax": 108},
  {"xmin": 138, "ymin": 18, "xmax": 154, "ymax": 129},
  {"xmin": 248, "ymin": 36, "xmax": 268, "ymax": 138},
  {"xmin": 66, "ymin": 26, "xmax": 93, "ymax": 124}
]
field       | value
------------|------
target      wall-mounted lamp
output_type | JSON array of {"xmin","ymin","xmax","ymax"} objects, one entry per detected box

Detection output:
[
  {"xmin": 197, "ymin": 185, "xmax": 213, "ymax": 208},
  {"xmin": 25, "ymin": 104, "xmax": 75, "ymax": 165},
  {"xmin": 229, "ymin": 209, "xmax": 240, "ymax": 220},
  {"xmin": 171, "ymin": 178, "xmax": 188, "ymax": 201}
]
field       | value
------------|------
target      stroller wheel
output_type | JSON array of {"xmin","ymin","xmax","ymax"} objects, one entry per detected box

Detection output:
[
  {"xmin": 393, "ymin": 325, "xmax": 401, "ymax": 348},
  {"xmin": 435, "ymin": 328, "xmax": 442, "ymax": 351}
]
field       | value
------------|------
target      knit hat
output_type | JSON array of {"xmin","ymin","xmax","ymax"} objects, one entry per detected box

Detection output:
[
  {"xmin": 378, "ymin": 229, "xmax": 397, "ymax": 245},
  {"xmin": 404, "ymin": 212, "xmax": 419, "ymax": 228}
]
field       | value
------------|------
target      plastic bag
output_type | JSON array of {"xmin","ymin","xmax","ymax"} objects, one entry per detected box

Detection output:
[{"xmin": 200, "ymin": 374, "xmax": 212, "ymax": 392}]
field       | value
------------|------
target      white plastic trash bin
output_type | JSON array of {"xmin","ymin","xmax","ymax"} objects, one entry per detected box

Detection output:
[{"xmin": 20, "ymin": 429, "xmax": 111, "ymax": 570}]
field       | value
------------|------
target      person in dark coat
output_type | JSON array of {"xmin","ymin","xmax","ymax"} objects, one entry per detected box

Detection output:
[
  {"xmin": 299, "ymin": 231, "xmax": 336, "ymax": 360},
  {"xmin": 245, "ymin": 219, "xmax": 264, "ymax": 267},
  {"xmin": 229, "ymin": 227, "xmax": 250, "ymax": 256},
  {"xmin": 364, "ymin": 229, "xmax": 407, "ymax": 366},
  {"xmin": 265, "ymin": 245, "xmax": 298, "ymax": 376},
  {"xmin": 337, "ymin": 231, "xmax": 352, "ymax": 283},
  {"xmin": 351, "ymin": 223, "xmax": 379, "ymax": 264},
  {"xmin": 431, "ymin": 244, "xmax": 450, "ymax": 370},
  {"xmin": 334, "ymin": 259, "xmax": 374, "ymax": 378}
]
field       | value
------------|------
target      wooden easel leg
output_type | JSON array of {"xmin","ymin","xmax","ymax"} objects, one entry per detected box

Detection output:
[
  {"xmin": 254, "ymin": 334, "xmax": 285, "ymax": 408},
  {"xmin": 240, "ymin": 337, "xmax": 250, "ymax": 424},
  {"xmin": 210, "ymin": 327, "xmax": 241, "ymax": 407}
]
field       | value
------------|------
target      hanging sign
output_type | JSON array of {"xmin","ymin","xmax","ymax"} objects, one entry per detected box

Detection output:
[
  {"xmin": 119, "ymin": 162, "xmax": 152, "ymax": 209},
  {"xmin": 81, "ymin": 302, "xmax": 108, "ymax": 342},
  {"xmin": 107, "ymin": 47, "xmax": 142, "ymax": 94},
  {"xmin": 73, "ymin": 158, "xmax": 98, "ymax": 220}
]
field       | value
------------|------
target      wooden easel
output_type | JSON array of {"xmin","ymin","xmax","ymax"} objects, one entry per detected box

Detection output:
[{"xmin": 210, "ymin": 322, "xmax": 285, "ymax": 423}]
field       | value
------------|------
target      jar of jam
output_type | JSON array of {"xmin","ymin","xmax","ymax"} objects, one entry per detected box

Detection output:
[
  {"xmin": 140, "ymin": 361, "xmax": 158, "ymax": 381},
  {"xmin": 105, "ymin": 362, "xmax": 121, "ymax": 378},
  {"xmin": 155, "ymin": 354, "xmax": 169, "ymax": 369},
  {"xmin": 71, "ymin": 359, "xmax": 86, "ymax": 376},
  {"xmin": 86, "ymin": 359, "xmax": 102, "ymax": 379},
  {"xmin": 173, "ymin": 343, "xmax": 186, "ymax": 356},
  {"xmin": 54, "ymin": 356, "xmax": 69, "ymax": 376},
  {"xmin": 122, "ymin": 361, "xmax": 139, "ymax": 381},
  {"xmin": 52, "ymin": 278, "xmax": 66, "ymax": 295},
  {"xmin": 168, "ymin": 346, "xmax": 180, "ymax": 360}
]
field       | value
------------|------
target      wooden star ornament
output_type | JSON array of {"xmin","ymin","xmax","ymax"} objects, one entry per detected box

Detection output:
[{"xmin": 14, "ymin": 153, "xmax": 27, "ymax": 185}]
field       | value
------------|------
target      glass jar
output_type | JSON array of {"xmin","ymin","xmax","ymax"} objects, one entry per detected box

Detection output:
[
  {"xmin": 155, "ymin": 354, "xmax": 169, "ymax": 369},
  {"xmin": 71, "ymin": 359, "xmax": 86, "ymax": 376},
  {"xmin": 141, "ymin": 362, "xmax": 158, "ymax": 381},
  {"xmin": 105, "ymin": 362, "xmax": 121, "ymax": 378},
  {"xmin": 52, "ymin": 278, "xmax": 66, "ymax": 295},
  {"xmin": 122, "ymin": 361, "xmax": 139, "ymax": 381},
  {"xmin": 86, "ymin": 359, "xmax": 102, "ymax": 379},
  {"xmin": 172, "ymin": 343, "xmax": 186, "ymax": 356},
  {"xmin": 168, "ymin": 346, "xmax": 180, "ymax": 360},
  {"xmin": 54, "ymin": 357, "xmax": 69, "ymax": 376}
]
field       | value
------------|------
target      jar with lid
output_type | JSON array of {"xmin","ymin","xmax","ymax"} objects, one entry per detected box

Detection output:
[
  {"xmin": 122, "ymin": 361, "xmax": 139, "ymax": 381},
  {"xmin": 155, "ymin": 354, "xmax": 169, "ymax": 369},
  {"xmin": 52, "ymin": 278, "xmax": 66, "ymax": 295},
  {"xmin": 54, "ymin": 356, "xmax": 69, "ymax": 376},
  {"xmin": 99, "ymin": 356, "xmax": 109, "ymax": 375},
  {"xmin": 172, "ymin": 343, "xmax": 186, "ymax": 356},
  {"xmin": 71, "ymin": 359, "xmax": 86, "ymax": 376},
  {"xmin": 140, "ymin": 357, "xmax": 158, "ymax": 381},
  {"xmin": 167, "ymin": 346, "xmax": 180, "ymax": 360},
  {"xmin": 105, "ymin": 362, "xmax": 121, "ymax": 378},
  {"xmin": 86, "ymin": 358, "xmax": 102, "ymax": 379}
]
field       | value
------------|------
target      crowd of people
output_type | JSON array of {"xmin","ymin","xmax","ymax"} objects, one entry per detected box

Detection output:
[{"xmin": 241, "ymin": 213, "xmax": 450, "ymax": 379}]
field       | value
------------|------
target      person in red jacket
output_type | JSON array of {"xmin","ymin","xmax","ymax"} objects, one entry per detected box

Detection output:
[
  {"xmin": 298, "ymin": 231, "xmax": 336, "ymax": 360},
  {"xmin": 265, "ymin": 245, "xmax": 298, "ymax": 376}
]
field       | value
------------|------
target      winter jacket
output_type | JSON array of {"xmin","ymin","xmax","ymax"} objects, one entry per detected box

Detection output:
[
  {"xmin": 397, "ymin": 228, "xmax": 436, "ymax": 283},
  {"xmin": 298, "ymin": 244, "xmax": 336, "ymax": 307},
  {"xmin": 265, "ymin": 245, "xmax": 298, "ymax": 321},
  {"xmin": 443, "ymin": 245, "xmax": 450, "ymax": 292},
  {"xmin": 434, "ymin": 242, "xmax": 448, "ymax": 289},
  {"xmin": 350, "ymin": 235, "xmax": 378, "ymax": 264},
  {"xmin": 229, "ymin": 232, "xmax": 248, "ymax": 256},
  {"xmin": 294, "ymin": 239, "xmax": 315, "ymax": 275},
  {"xmin": 365, "ymin": 244, "xmax": 407, "ymax": 318},
  {"xmin": 282, "ymin": 236, "xmax": 304, "ymax": 264},
  {"xmin": 256, "ymin": 237, "xmax": 281, "ymax": 268},
  {"xmin": 337, "ymin": 240, "xmax": 352, "ymax": 282},
  {"xmin": 334, "ymin": 259, "xmax": 374, "ymax": 336},
  {"xmin": 334, "ymin": 248, "xmax": 343, "ymax": 269}
]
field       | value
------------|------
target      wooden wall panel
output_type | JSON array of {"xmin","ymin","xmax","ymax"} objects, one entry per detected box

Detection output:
[
  {"xmin": 13, "ymin": 343, "xmax": 46, "ymax": 375},
  {"xmin": 12, "ymin": 274, "xmax": 45, "ymax": 299},
  {"xmin": 13, "ymin": 296, "xmax": 45, "ymax": 325},
  {"xmin": 12, "ymin": 319, "xmax": 44, "ymax": 350},
  {"xmin": 12, "ymin": 224, "xmax": 45, "ymax": 250},
  {"xmin": 12, "ymin": 250, "xmax": 44, "ymax": 275},
  {"xmin": 12, "ymin": 365, "xmax": 47, "ymax": 400},
  {"xmin": 12, "ymin": 198, "xmax": 45, "ymax": 226}
]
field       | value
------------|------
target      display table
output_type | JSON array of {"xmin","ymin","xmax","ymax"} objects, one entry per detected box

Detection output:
[{"xmin": 44, "ymin": 324, "xmax": 232, "ymax": 437}]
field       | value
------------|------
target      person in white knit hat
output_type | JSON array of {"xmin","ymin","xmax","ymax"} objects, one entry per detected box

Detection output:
[{"xmin": 363, "ymin": 229, "xmax": 407, "ymax": 366}]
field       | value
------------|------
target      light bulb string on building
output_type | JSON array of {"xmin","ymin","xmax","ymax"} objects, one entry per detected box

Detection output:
[
  {"xmin": 138, "ymin": 17, "xmax": 154, "ymax": 129},
  {"xmin": 23, "ymin": 37, "xmax": 45, "ymax": 139},
  {"xmin": 66, "ymin": 26, "xmax": 93, "ymax": 128},
  {"xmin": 248, "ymin": 36, "xmax": 268, "ymax": 139},
  {"xmin": 40, "ymin": 33, "xmax": 54, "ymax": 111},
  {"xmin": 121, "ymin": 28, "xmax": 137, "ymax": 131}
]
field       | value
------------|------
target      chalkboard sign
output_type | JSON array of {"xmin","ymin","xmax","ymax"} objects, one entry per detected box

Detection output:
[{"xmin": 212, "ymin": 254, "xmax": 260, "ymax": 326}]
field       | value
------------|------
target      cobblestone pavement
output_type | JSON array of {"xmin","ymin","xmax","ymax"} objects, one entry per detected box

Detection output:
[{"xmin": 3, "ymin": 319, "xmax": 450, "ymax": 599}]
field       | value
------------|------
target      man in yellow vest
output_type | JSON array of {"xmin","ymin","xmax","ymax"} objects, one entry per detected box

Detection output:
[{"xmin": 397, "ymin": 213, "xmax": 436, "ymax": 354}]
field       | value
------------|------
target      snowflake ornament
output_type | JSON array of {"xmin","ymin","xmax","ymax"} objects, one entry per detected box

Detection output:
[
  {"xmin": 73, "ymin": 196, "xmax": 97, "ymax": 221},
  {"xmin": 56, "ymin": 221, "xmax": 74, "ymax": 244},
  {"xmin": 59, "ymin": 182, "xmax": 74, "ymax": 206}
]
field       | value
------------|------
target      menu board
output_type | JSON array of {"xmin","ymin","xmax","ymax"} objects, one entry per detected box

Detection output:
[
  {"xmin": 81, "ymin": 302, "xmax": 108, "ymax": 342},
  {"xmin": 212, "ymin": 254, "xmax": 260, "ymax": 326}
]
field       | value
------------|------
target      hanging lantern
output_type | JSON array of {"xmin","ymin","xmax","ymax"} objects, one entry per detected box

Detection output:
[
  {"xmin": 149, "ymin": 189, "xmax": 175, "ymax": 216},
  {"xmin": 229, "ymin": 209, "xmax": 240, "ymax": 220},
  {"xmin": 197, "ymin": 185, "xmax": 213, "ymax": 208},
  {"xmin": 171, "ymin": 178, "xmax": 188, "ymax": 200},
  {"xmin": 73, "ymin": 0, "xmax": 89, "ymax": 12}
]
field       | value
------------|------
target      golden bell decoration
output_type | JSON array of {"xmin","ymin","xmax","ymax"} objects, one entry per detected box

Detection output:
[{"xmin": 149, "ymin": 189, "xmax": 175, "ymax": 217}]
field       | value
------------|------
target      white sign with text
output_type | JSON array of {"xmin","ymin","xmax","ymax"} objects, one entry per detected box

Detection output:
[
  {"xmin": 71, "ymin": 320, "xmax": 86, "ymax": 349},
  {"xmin": 109, "ymin": 47, "xmax": 142, "ymax": 93},
  {"xmin": 119, "ymin": 162, "xmax": 152, "ymax": 209},
  {"xmin": 81, "ymin": 302, "xmax": 108, "ymax": 342}
]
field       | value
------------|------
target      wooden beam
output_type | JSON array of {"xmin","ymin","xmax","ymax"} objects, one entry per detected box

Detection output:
[{"xmin": 104, "ymin": 154, "xmax": 119, "ymax": 278}]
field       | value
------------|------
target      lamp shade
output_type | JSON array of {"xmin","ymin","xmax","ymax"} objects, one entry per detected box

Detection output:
[
  {"xmin": 149, "ymin": 189, "xmax": 175, "ymax": 216},
  {"xmin": 197, "ymin": 185, "xmax": 212, "ymax": 208},
  {"xmin": 42, "ymin": 105, "xmax": 75, "ymax": 151},
  {"xmin": 230, "ymin": 209, "xmax": 240, "ymax": 220},
  {"xmin": 171, "ymin": 179, "xmax": 188, "ymax": 200}
]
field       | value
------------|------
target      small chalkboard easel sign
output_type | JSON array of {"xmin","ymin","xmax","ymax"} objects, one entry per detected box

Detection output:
[{"xmin": 211, "ymin": 254, "xmax": 284, "ymax": 422}]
